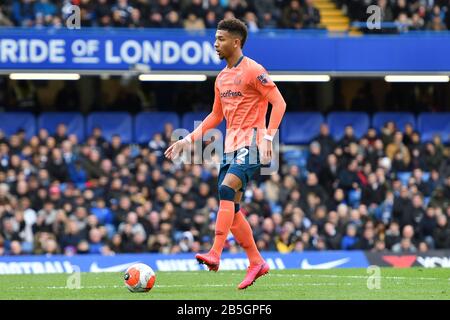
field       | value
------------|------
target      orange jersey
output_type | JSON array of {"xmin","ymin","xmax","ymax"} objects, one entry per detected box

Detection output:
[{"xmin": 216, "ymin": 56, "xmax": 276, "ymax": 153}]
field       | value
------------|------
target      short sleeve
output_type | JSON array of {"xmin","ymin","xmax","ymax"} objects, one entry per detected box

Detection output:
[{"xmin": 251, "ymin": 64, "xmax": 276, "ymax": 99}]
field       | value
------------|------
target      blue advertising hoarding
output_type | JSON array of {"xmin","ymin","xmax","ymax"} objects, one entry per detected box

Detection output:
[
  {"xmin": 0, "ymin": 251, "xmax": 369, "ymax": 274},
  {"xmin": 0, "ymin": 28, "xmax": 449, "ymax": 72}
]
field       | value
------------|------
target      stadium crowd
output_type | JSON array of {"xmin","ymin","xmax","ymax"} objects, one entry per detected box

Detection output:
[
  {"xmin": 0, "ymin": 118, "xmax": 449, "ymax": 257},
  {"xmin": 340, "ymin": 0, "xmax": 450, "ymax": 31},
  {"xmin": 0, "ymin": 0, "xmax": 322, "ymax": 30},
  {"xmin": 0, "ymin": 0, "xmax": 449, "ymax": 31}
]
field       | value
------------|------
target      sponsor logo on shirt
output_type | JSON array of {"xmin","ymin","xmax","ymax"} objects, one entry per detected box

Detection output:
[{"xmin": 220, "ymin": 90, "xmax": 243, "ymax": 98}]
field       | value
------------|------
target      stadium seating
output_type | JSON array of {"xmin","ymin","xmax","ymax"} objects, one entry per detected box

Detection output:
[
  {"xmin": 281, "ymin": 112, "xmax": 324, "ymax": 145},
  {"xmin": 1, "ymin": 112, "xmax": 449, "ymax": 145},
  {"xmin": 0, "ymin": 112, "xmax": 36, "ymax": 140},
  {"xmin": 38, "ymin": 112, "xmax": 85, "ymax": 142},
  {"xmin": 181, "ymin": 112, "xmax": 226, "ymax": 138},
  {"xmin": 134, "ymin": 112, "xmax": 180, "ymax": 144},
  {"xmin": 372, "ymin": 112, "xmax": 416, "ymax": 133},
  {"xmin": 86, "ymin": 112, "xmax": 133, "ymax": 144},
  {"xmin": 397, "ymin": 171, "xmax": 412, "ymax": 186},
  {"xmin": 282, "ymin": 148, "xmax": 309, "ymax": 171},
  {"xmin": 326, "ymin": 112, "xmax": 370, "ymax": 140},
  {"xmin": 417, "ymin": 112, "xmax": 450, "ymax": 143}
]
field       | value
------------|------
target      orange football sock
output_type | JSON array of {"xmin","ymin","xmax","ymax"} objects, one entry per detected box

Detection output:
[
  {"xmin": 230, "ymin": 210, "xmax": 264, "ymax": 266},
  {"xmin": 211, "ymin": 200, "xmax": 235, "ymax": 256}
]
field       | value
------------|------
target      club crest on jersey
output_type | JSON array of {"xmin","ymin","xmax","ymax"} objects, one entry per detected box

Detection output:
[{"xmin": 234, "ymin": 73, "xmax": 242, "ymax": 85}]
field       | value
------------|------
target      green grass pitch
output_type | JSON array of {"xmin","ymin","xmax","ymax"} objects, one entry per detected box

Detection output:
[{"xmin": 0, "ymin": 268, "xmax": 448, "ymax": 300}]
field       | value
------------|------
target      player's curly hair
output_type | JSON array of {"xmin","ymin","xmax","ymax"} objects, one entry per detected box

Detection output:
[{"xmin": 217, "ymin": 18, "xmax": 248, "ymax": 49}]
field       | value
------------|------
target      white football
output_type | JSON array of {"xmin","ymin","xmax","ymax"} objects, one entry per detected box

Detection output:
[{"xmin": 124, "ymin": 263, "xmax": 156, "ymax": 293}]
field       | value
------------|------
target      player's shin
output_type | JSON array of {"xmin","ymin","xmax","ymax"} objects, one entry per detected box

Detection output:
[
  {"xmin": 210, "ymin": 199, "xmax": 235, "ymax": 256},
  {"xmin": 230, "ymin": 210, "xmax": 264, "ymax": 266}
]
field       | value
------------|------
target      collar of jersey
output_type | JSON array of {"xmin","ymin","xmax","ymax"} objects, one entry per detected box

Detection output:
[{"xmin": 230, "ymin": 55, "xmax": 244, "ymax": 69}]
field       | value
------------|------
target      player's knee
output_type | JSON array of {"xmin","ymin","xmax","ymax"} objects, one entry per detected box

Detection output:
[
  {"xmin": 215, "ymin": 230, "xmax": 225, "ymax": 236},
  {"xmin": 219, "ymin": 184, "xmax": 236, "ymax": 201}
]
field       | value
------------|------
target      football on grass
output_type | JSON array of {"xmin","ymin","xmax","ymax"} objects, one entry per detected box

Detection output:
[{"xmin": 124, "ymin": 263, "xmax": 156, "ymax": 293}]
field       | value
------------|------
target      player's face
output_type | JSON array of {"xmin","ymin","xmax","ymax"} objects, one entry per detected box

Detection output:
[{"xmin": 214, "ymin": 30, "xmax": 239, "ymax": 60}]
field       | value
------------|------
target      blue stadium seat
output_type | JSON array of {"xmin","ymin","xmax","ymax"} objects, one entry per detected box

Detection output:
[
  {"xmin": 38, "ymin": 112, "xmax": 85, "ymax": 142},
  {"xmin": 181, "ymin": 112, "xmax": 226, "ymax": 139},
  {"xmin": 281, "ymin": 112, "xmax": 324, "ymax": 144},
  {"xmin": 134, "ymin": 112, "xmax": 180, "ymax": 144},
  {"xmin": 372, "ymin": 112, "xmax": 416, "ymax": 133},
  {"xmin": 86, "ymin": 112, "xmax": 133, "ymax": 143},
  {"xmin": 0, "ymin": 112, "xmax": 36, "ymax": 140},
  {"xmin": 327, "ymin": 112, "xmax": 370, "ymax": 140},
  {"xmin": 417, "ymin": 112, "xmax": 450, "ymax": 143},
  {"xmin": 282, "ymin": 148, "xmax": 309, "ymax": 170},
  {"xmin": 397, "ymin": 172, "xmax": 412, "ymax": 186}
]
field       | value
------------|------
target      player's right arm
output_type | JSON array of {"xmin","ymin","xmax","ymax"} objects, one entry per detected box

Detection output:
[{"xmin": 164, "ymin": 82, "xmax": 224, "ymax": 160}]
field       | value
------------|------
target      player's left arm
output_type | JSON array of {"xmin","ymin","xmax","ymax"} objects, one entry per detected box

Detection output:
[
  {"xmin": 252, "ymin": 67, "xmax": 287, "ymax": 163},
  {"xmin": 265, "ymin": 86, "xmax": 287, "ymax": 139},
  {"xmin": 261, "ymin": 86, "xmax": 286, "ymax": 163}
]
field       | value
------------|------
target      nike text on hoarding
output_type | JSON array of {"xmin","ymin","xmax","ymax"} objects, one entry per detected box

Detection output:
[{"xmin": 0, "ymin": 261, "xmax": 74, "ymax": 274}]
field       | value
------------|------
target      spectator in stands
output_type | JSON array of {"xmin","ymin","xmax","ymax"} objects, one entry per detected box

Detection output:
[
  {"xmin": 339, "ymin": 126, "xmax": 358, "ymax": 149},
  {"xmin": 378, "ymin": 0, "xmax": 394, "ymax": 22},
  {"xmin": 409, "ymin": 12, "xmax": 425, "ymax": 30},
  {"xmin": 12, "ymin": 0, "xmax": 36, "ymax": 27},
  {"xmin": 207, "ymin": 0, "xmax": 224, "ymax": 19},
  {"xmin": 204, "ymin": 10, "xmax": 218, "ymax": 28},
  {"xmin": 433, "ymin": 214, "xmax": 450, "ymax": 249},
  {"xmin": 163, "ymin": 10, "xmax": 181, "ymax": 28},
  {"xmin": 361, "ymin": 173, "xmax": 386, "ymax": 207},
  {"xmin": 128, "ymin": 8, "xmax": 145, "ymax": 28},
  {"xmin": 315, "ymin": 123, "xmax": 335, "ymax": 157},
  {"xmin": 306, "ymin": 141, "xmax": 323, "ymax": 175},
  {"xmin": 183, "ymin": 12, "xmax": 205, "ymax": 30},
  {"xmin": 185, "ymin": 0, "xmax": 205, "ymax": 20},
  {"xmin": 340, "ymin": 223, "xmax": 359, "ymax": 250},
  {"xmin": 281, "ymin": 0, "xmax": 303, "ymax": 29},
  {"xmin": 111, "ymin": 0, "xmax": 134, "ymax": 27},
  {"xmin": 226, "ymin": 0, "xmax": 249, "ymax": 20},
  {"xmin": 392, "ymin": 237, "xmax": 417, "ymax": 253},
  {"xmin": 243, "ymin": 11, "xmax": 259, "ymax": 32},
  {"xmin": 255, "ymin": 0, "xmax": 280, "ymax": 27},
  {"xmin": 424, "ymin": 142, "xmax": 444, "ymax": 171},
  {"xmin": 303, "ymin": 0, "xmax": 321, "ymax": 29},
  {"xmin": 0, "ymin": 6, "xmax": 13, "ymax": 26},
  {"xmin": 9, "ymin": 240, "xmax": 23, "ymax": 255},
  {"xmin": 395, "ymin": 12, "xmax": 411, "ymax": 33},
  {"xmin": 386, "ymin": 131, "xmax": 411, "ymax": 170},
  {"xmin": 96, "ymin": 0, "xmax": 112, "ymax": 27},
  {"xmin": 79, "ymin": 0, "xmax": 95, "ymax": 27},
  {"xmin": 393, "ymin": 0, "xmax": 410, "ymax": 19},
  {"xmin": 381, "ymin": 121, "xmax": 396, "ymax": 146},
  {"xmin": 337, "ymin": 159, "xmax": 360, "ymax": 192}
]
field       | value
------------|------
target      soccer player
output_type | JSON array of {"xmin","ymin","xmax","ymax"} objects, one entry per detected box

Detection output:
[{"xmin": 164, "ymin": 18, "xmax": 286, "ymax": 289}]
